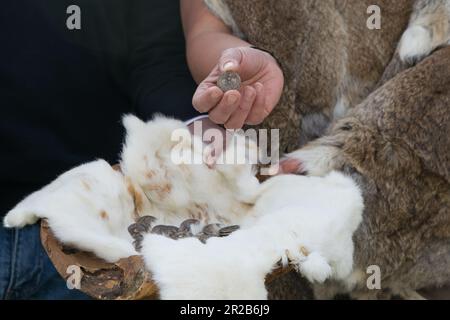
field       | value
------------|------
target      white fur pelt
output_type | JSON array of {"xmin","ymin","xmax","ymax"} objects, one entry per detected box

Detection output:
[
  {"xmin": 3, "ymin": 160, "xmax": 137, "ymax": 262},
  {"xmin": 142, "ymin": 172, "xmax": 363, "ymax": 299},
  {"xmin": 120, "ymin": 115, "xmax": 260, "ymax": 227},
  {"xmin": 3, "ymin": 115, "xmax": 364, "ymax": 299}
]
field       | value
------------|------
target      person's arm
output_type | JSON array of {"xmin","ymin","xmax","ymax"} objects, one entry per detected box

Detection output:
[
  {"xmin": 181, "ymin": 0, "xmax": 284, "ymax": 129},
  {"xmin": 181, "ymin": 0, "xmax": 248, "ymax": 82}
]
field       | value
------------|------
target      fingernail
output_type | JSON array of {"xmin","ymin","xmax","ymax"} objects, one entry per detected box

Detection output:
[
  {"xmin": 223, "ymin": 61, "xmax": 236, "ymax": 71},
  {"xmin": 227, "ymin": 94, "xmax": 238, "ymax": 104}
]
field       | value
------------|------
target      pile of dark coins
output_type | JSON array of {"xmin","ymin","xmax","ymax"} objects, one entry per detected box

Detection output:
[{"xmin": 128, "ymin": 216, "xmax": 240, "ymax": 252}]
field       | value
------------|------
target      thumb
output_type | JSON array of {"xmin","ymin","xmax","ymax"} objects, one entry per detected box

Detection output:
[
  {"xmin": 219, "ymin": 47, "xmax": 243, "ymax": 73},
  {"xmin": 219, "ymin": 47, "xmax": 266, "ymax": 80}
]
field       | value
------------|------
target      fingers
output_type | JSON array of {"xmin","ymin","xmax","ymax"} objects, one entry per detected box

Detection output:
[
  {"xmin": 246, "ymin": 82, "xmax": 268, "ymax": 125},
  {"xmin": 206, "ymin": 82, "xmax": 267, "ymax": 127},
  {"xmin": 196, "ymin": 47, "xmax": 282, "ymax": 126},
  {"xmin": 208, "ymin": 90, "xmax": 241, "ymax": 124},
  {"xmin": 192, "ymin": 85, "xmax": 224, "ymax": 113},
  {"xmin": 224, "ymin": 86, "xmax": 256, "ymax": 129}
]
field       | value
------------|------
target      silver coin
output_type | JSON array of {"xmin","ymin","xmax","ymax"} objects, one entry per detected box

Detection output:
[{"xmin": 217, "ymin": 71, "xmax": 241, "ymax": 92}]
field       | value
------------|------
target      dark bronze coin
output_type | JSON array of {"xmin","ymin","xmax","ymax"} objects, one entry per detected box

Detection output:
[
  {"xmin": 202, "ymin": 223, "xmax": 222, "ymax": 236},
  {"xmin": 136, "ymin": 216, "xmax": 157, "ymax": 231},
  {"xmin": 133, "ymin": 239, "xmax": 143, "ymax": 252},
  {"xmin": 151, "ymin": 225, "xmax": 179, "ymax": 240},
  {"xmin": 196, "ymin": 233, "xmax": 210, "ymax": 244},
  {"xmin": 219, "ymin": 225, "xmax": 240, "ymax": 237},
  {"xmin": 128, "ymin": 223, "xmax": 146, "ymax": 237},
  {"xmin": 217, "ymin": 71, "xmax": 241, "ymax": 92},
  {"xmin": 179, "ymin": 219, "xmax": 200, "ymax": 234},
  {"xmin": 132, "ymin": 233, "xmax": 144, "ymax": 242}
]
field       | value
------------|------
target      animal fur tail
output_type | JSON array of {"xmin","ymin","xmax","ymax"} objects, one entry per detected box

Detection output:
[{"xmin": 399, "ymin": 0, "xmax": 450, "ymax": 63}]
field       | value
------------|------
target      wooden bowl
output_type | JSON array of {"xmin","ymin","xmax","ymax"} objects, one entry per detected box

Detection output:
[{"xmin": 40, "ymin": 220, "xmax": 291, "ymax": 300}]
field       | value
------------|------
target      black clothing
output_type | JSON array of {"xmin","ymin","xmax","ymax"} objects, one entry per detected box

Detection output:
[{"xmin": 0, "ymin": 0, "xmax": 199, "ymax": 215}]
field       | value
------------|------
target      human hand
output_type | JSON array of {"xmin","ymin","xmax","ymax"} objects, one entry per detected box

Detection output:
[{"xmin": 192, "ymin": 46, "xmax": 284, "ymax": 129}]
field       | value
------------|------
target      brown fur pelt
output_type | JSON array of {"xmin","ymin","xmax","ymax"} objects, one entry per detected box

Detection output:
[
  {"xmin": 207, "ymin": 0, "xmax": 414, "ymax": 152},
  {"xmin": 204, "ymin": 0, "xmax": 450, "ymax": 299}
]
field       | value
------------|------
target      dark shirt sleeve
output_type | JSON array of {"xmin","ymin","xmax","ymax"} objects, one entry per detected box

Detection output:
[{"xmin": 127, "ymin": 0, "xmax": 200, "ymax": 121}]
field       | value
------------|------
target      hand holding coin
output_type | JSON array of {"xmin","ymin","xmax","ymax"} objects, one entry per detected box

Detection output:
[{"xmin": 192, "ymin": 47, "xmax": 284, "ymax": 129}]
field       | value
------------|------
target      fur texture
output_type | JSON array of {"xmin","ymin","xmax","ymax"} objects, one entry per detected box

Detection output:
[
  {"xmin": 399, "ymin": 0, "xmax": 450, "ymax": 63},
  {"xmin": 288, "ymin": 47, "xmax": 450, "ymax": 299},
  {"xmin": 142, "ymin": 171, "xmax": 363, "ymax": 300},
  {"xmin": 3, "ymin": 160, "xmax": 137, "ymax": 262},
  {"xmin": 5, "ymin": 0, "xmax": 449, "ymax": 299},
  {"xmin": 4, "ymin": 115, "xmax": 364, "ymax": 299},
  {"xmin": 205, "ymin": 0, "xmax": 450, "ymax": 299},
  {"xmin": 208, "ymin": 0, "xmax": 415, "ymax": 151},
  {"xmin": 120, "ymin": 115, "xmax": 260, "ymax": 226}
]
